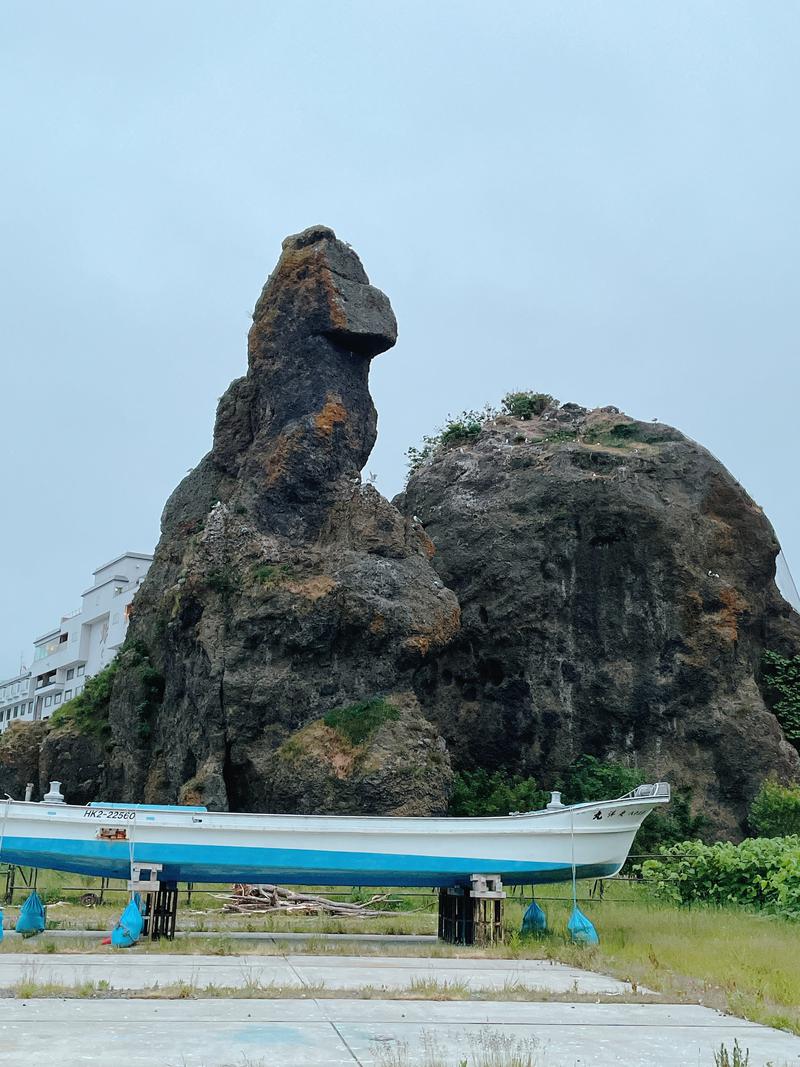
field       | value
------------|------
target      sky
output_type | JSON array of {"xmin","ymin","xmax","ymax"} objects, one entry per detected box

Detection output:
[{"xmin": 1, "ymin": 2, "xmax": 798, "ymax": 677}]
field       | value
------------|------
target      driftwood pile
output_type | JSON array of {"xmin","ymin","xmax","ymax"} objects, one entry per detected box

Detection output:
[{"xmin": 220, "ymin": 883, "xmax": 402, "ymax": 917}]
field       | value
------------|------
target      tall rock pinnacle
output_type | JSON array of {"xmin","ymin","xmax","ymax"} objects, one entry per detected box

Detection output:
[
  {"xmin": 85, "ymin": 227, "xmax": 458, "ymax": 812},
  {"xmin": 167, "ymin": 225, "xmax": 398, "ymax": 542}
]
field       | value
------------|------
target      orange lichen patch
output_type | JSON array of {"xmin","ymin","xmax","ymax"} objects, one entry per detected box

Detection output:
[
  {"xmin": 248, "ymin": 244, "xmax": 346, "ymax": 365},
  {"xmin": 319, "ymin": 264, "xmax": 348, "ymax": 331},
  {"xmin": 709, "ymin": 517, "xmax": 737, "ymax": 555},
  {"xmin": 403, "ymin": 635, "xmax": 432, "ymax": 656},
  {"xmin": 712, "ymin": 587, "xmax": 748, "ymax": 642},
  {"xmin": 284, "ymin": 575, "xmax": 337, "ymax": 601},
  {"xmin": 369, "ymin": 614, "xmax": 386, "ymax": 635},
  {"xmin": 314, "ymin": 396, "xmax": 348, "ymax": 436},
  {"xmin": 262, "ymin": 427, "xmax": 302, "ymax": 486},
  {"xmin": 415, "ymin": 527, "xmax": 436, "ymax": 559},
  {"xmin": 404, "ymin": 606, "xmax": 461, "ymax": 657}
]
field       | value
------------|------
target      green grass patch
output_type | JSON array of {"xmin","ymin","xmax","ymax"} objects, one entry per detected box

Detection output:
[
  {"xmin": 206, "ymin": 568, "xmax": 239, "ymax": 596},
  {"xmin": 542, "ymin": 429, "xmax": 577, "ymax": 444},
  {"xmin": 252, "ymin": 563, "xmax": 294, "ymax": 587},
  {"xmin": 323, "ymin": 698, "xmax": 400, "ymax": 746},
  {"xmin": 46, "ymin": 637, "xmax": 164, "ymax": 740}
]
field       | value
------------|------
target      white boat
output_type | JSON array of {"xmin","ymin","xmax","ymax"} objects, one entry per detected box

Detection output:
[
  {"xmin": 0, "ymin": 781, "xmax": 669, "ymax": 887},
  {"xmin": 0, "ymin": 782, "xmax": 669, "ymax": 888}
]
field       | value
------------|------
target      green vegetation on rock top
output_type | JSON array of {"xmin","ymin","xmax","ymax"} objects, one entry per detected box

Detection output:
[
  {"xmin": 50, "ymin": 640, "xmax": 163, "ymax": 742},
  {"xmin": 49, "ymin": 660, "xmax": 118, "ymax": 738},
  {"xmin": 501, "ymin": 391, "xmax": 556, "ymax": 420},
  {"xmin": 323, "ymin": 698, "xmax": 400, "ymax": 746}
]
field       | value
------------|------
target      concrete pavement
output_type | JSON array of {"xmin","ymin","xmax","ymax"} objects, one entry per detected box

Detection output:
[
  {"xmin": 0, "ymin": 951, "xmax": 634, "ymax": 994},
  {"xmin": 0, "ymin": 998, "xmax": 798, "ymax": 1066}
]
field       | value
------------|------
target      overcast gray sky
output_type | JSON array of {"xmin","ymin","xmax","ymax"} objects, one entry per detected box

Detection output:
[{"xmin": 1, "ymin": 2, "xmax": 798, "ymax": 678}]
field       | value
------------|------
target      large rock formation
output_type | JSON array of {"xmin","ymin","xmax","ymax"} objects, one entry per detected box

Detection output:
[
  {"xmin": 399, "ymin": 403, "xmax": 800, "ymax": 836},
  {"xmin": 100, "ymin": 225, "xmax": 459, "ymax": 812},
  {"xmin": 4, "ymin": 229, "xmax": 799, "ymax": 838}
]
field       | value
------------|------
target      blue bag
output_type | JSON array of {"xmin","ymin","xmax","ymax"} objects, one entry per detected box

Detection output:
[
  {"xmin": 111, "ymin": 895, "xmax": 144, "ymax": 948},
  {"xmin": 0, "ymin": 906, "xmax": 4, "ymax": 943},
  {"xmin": 521, "ymin": 900, "xmax": 547, "ymax": 936},
  {"xmin": 16, "ymin": 891, "xmax": 46, "ymax": 937},
  {"xmin": 567, "ymin": 905, "xmax": 599, "ymax": 945}
]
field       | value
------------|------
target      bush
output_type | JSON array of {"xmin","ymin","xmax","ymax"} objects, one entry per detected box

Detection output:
[
  {"xmin": 556, "ymin": 754, "xmax": 641, "ymax": 804},
  {"xmin": 762, "ymin": 650, "xmax": 800, "ymax": 748},
  {"xmin": 749, "ymin": 778, "xmax": 800, "ymax": 837},
  {"xmin": 406, "ymin": 406, "xmax": 496, "ymax": 473},
  {"xmin": 501, "ymin": 392, "xmax": 556, "ymax": 420},
  {"xmin": 323, "ymin": 698, "xmax": 399, "ymax": 746},
  {"xmin": 50, "ymin": 661, "xmax": 118, "ymax": 738},
  {"xmin": 448, "ymin": 769, "xmax": 547, "ymax": 817},
  {"xmin": 556, "ymin": 755, "xmax": 705, "ymax": 853},
  {"xmin": 643, "ymin": 836, "xmax": 800, "ymax": 916},
  {"xmin": 206, "ymin": 568, "xmax": 239, "ymax": 596},
  {"xmin": 447, "ymin": 756, "xmax": 704, "ymax": 852},
  {"xmin": 253, "ymin": 563, "xmax": 294, "ymax": 586},
  {"xmin": 50, "ymin": 640, "xmax": 163, "ymax": 743}
]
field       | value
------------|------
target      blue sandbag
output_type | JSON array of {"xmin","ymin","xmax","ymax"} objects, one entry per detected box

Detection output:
[
  {"xmin": 16, "ymin": 891, "xmax": 46, "ymax": 938},
  {"xmin": 567, "ymin": 905, "xmax": 599, "ymax": 945},
  {"xmin": 111, "ymin": 895, "xmax": 144, "ymax": 948},
  {"xmin": 521, "ymin": 900, "xmax": 547, "ymax": 936},
  {"xmin": 0, "ymin": 907, "xmax": 4, "ymax": 943}
]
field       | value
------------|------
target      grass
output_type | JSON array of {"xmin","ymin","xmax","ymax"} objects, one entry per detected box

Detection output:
[
  {"xmin": 0, "ymin": 976, "xmax": 654, "ymax": 1003},
  {"xmin": 323, "ymin": 698, "xmax": 400, "ymax": 746},
  {"xmin": 2, "ymin": 872, "xmax": 799, "ymax": 1033},
  {"xmin": 372, "ymin": 1029, "xmax": 540, "ymax": 1067}
]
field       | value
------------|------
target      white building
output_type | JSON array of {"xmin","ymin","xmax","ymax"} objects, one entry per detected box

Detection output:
[
  {"xmin": 0, "ymin": 552, "xmax": 153, "ymax": 733},
  {"xmin": 0, "ymin": 669, "xmax": 34, "ymax": 731}
]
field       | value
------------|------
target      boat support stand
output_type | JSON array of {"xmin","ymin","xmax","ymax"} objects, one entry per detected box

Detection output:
[
  {"xmin": 438, "ymin": 874, "xmax": 505, "ymax": 945},
  {"xmin": 129, "ymin": 863, "xmax": 178, "ymax": 941}
]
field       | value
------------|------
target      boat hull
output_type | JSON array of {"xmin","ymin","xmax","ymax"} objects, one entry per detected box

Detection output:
[
  {"xmin": 0, "ymin": 837, "xmax": 623, "ymax": 886},
  {"xmin": 0, "ymin": 786, "xmax": 669, "ymax": 887}
]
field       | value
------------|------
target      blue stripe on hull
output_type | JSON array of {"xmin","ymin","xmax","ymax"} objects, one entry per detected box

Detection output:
[{"xmin": 0, "ymin": 836, "xmax": 619, "ymax": 887}]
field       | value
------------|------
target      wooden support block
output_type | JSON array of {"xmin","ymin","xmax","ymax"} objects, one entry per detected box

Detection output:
[
  {"xmin": 469, "ymin": 874, "xmax": 506, "ymax": 899},
  {"xmin": 127, "ymin": 880, "xmax": 161, "ymax": 894}
]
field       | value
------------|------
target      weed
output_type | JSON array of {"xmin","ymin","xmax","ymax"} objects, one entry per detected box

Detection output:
[
  {"xmin": 206, "ymin": 568, "xmax": 239, "ymax": 597},
  {"xmin": 252, "ymin": 563, "xmax": 294, "ymax": 587},
  {"xmin": 713, "ymin": 1039, "xmax": 750, "ymax": 1067},
  {"xmin": 323, "ymin": 698, "xmax": 400, "ymax": 746},
  {"xmin": 406, "ymin": 405, "xmax": 496, "ymax": 473}
]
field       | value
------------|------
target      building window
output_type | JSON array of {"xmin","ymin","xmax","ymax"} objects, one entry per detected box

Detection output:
[
  {"xmin": 64, "ymin": 689, "xmax": 72, "ymax": 700},
  {"xmin": 54, "ymin": 693, "xmax": 61, "ymax": 705},
  {"xmin": 77, "ymin": 665, "xmax": 85, "ymax": 677},
  {"xmin": 66, "ymin": 668, "xmax": 74, "ymax": 680},
  {"xmin": 59, "ymin": 633, "xmax": 68, "ymax": 644},
  {"xmin": 44, "ymin": 696, "xmax": 52, "ymax": 708},
  {"xmin": 28, "ymin": 702, "xmax": 33, "ymax": 713}
]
